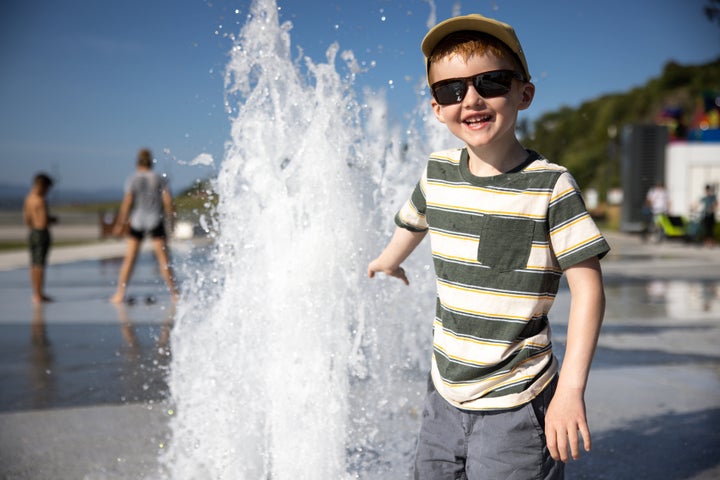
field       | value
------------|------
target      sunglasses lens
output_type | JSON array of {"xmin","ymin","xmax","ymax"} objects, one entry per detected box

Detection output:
[
  {"xmin": 433, "ymin": 81, "xmax": 467, "ymax": 106},
  {"xmin": 474, "ymin": 71, "xmax": 513, "ymax": 98}
]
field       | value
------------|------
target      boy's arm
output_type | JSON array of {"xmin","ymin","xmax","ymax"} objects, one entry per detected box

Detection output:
[
  {"xmin": 37, "ymin": 197, "xmax": 50, "ymax": 228},
  {"xmin": 545, "ymin": 256, "xmax": 605, "ymax": 463},
  {"xmin": 368, "ymin": 226, "xmax": 427, "ymax": 286},
  {"xmin": 112, "ymin": 192, "xmax": 134, "ymax": 236},
  {"xmin": 23, "ymin": 196, "xmax": 33, "ymax": 228}
]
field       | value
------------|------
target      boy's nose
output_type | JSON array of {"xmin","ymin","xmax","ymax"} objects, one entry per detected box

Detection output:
[{"xmin": 462, "ymin": 81, "xmax": 484, "ymax": 106}]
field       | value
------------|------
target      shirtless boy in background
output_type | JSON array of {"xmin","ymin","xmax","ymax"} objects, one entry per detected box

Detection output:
[{"xmin": 23, "ymin": 172, "xmax": 57, "ymax": 303}]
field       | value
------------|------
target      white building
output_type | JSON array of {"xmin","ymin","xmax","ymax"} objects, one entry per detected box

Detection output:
[{"xmin": 666, "ymin": 142, "xmax": 720, "ymax": 219}]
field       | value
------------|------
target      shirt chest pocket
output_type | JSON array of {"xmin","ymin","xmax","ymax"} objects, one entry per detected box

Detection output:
[{"xmin": 477, "ymin": 216, "xmax": 536, "ymax": 272}]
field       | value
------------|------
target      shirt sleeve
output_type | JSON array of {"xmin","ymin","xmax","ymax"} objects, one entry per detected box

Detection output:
[
  {"xmin": 394, "ymin": 168, "xmax": 429, "ymax": 232},
  {"xmin": 548, "ymin": 171, "xmax": 610, "ymax": 270}
]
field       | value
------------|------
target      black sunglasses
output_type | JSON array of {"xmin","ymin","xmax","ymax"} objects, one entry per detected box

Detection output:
[{"xmin": 430, "ymin": 70, "xmax": 526, "ymax": 106}]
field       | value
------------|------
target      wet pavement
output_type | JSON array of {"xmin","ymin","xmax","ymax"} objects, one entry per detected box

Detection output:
[
  {"xmin": 0, "ymin": 252, "xmax": 180, "ymax": 480},
  {"xmin": 0, "ymin": 305, "xmax": 173, "ymax": 412},
  {"xmin": 557, "ymin": 280, "xmax": 720, "ymax": 479},
  {"xmin": 561, "ymin": 233, "xmax": 720, "ymax": 479},
  {"xmin": 0, "ymin": 232, "xmax": 719, "ymax": 479}
]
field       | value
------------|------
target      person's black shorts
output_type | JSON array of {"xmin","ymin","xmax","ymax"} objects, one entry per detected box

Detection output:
[
  {"xmin": 29, "ymin": 228, "xmax": 51, "ymax": 265},
  {"xmin": 703, "ymin": 213, "xmax": 716, "ymax": 239},
  {"xmin": 129, "ymin": 222, "xmax": 166, "ymax": 240}
]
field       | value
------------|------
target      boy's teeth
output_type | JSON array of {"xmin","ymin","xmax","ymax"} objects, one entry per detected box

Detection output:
[{"xmin": 467, "ymin": 115, "xmax": 489, "ymax": 124}]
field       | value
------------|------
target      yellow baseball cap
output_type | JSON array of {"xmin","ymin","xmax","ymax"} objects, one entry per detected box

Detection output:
[{"xmin": 421, "ymin": 14, "xmax": 530, "ymax": 81}]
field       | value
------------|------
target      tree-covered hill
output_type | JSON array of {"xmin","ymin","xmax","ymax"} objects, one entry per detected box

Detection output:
[{"xmin": 520, "ymin": 57, "xmax": 720, "ymax": 200}]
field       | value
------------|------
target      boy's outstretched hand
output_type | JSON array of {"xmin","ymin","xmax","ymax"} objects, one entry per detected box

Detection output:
[
  {"xmin": 367, "ymin": 260, "xmax": 409, "ymax": 285},
  {"xmin": 367, "ymin": 227, "xmax": 427, "ymax": 287}
]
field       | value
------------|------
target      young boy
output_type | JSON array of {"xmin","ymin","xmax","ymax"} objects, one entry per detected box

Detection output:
[
  {"xmin": 368, "ymin": 14, "xmax": 610, "ymax": 479},
  {"xmin": 23, "ymin": 172, "xmax": 57, "ymax": 303}
]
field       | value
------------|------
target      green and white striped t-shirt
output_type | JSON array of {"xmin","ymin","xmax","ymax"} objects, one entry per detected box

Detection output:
[{"xmin": 396, "ymin": 148, "xmax": 610, "ymax": 410}]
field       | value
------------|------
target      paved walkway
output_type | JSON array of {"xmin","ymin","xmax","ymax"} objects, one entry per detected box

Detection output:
[
  {"xmin": 0, "ymin": 230, "xmax": 718, "ymax": 479},
  {"xmin": 560, "ymin": 232, "xmax": 720, "ymax": 479}
]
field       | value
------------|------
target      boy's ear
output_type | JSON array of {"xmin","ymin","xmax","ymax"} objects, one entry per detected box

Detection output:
[
  {"xmin": 431, "ymin": 98, "xmax": 447, "ymax": 124},
  {"xmin": 518, "ymin": 82, "xmax": 535, "ymax": 111}
]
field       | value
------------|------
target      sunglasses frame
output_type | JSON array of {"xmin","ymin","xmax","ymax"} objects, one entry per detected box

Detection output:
[{"xmin": 430, "ymin": 70, "xmax": 527, "ymax": 106}]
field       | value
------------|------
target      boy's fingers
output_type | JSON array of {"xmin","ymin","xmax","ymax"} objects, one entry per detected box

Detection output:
[
  {"xmin": 548, "ymin": 425, "xmax": 590, "ymax": 462},
  {"xmin": 367, "ymin": 265, "xmax": 407, "ymax": 284},
  {"xmin": 545, "ymin": 426, "xmax": 560, "ymax": 461},
  {"xmin": 556, "ymin": 432, "xmax": 569, "ymax": 462},
  {"xmin": 580, "ymin": 424, "xmax": 592, "ymax": 452},
  {"xmin": 567, "ymin": 428, "xmax": 581, "ymax": 460},
  {"xmin": 395, "ymin": 267, "xmax": 409, "ymax": 285}
]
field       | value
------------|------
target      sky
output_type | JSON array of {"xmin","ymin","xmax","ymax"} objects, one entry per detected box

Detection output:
[{"xmin": 0, "ymin": 0, "xmax": 718, "ymax": 196}]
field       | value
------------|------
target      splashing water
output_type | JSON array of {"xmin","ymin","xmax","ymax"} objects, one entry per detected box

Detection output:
[{"xmin": 161, "ymin": 0, "xmax": 456, "ymax": 478}]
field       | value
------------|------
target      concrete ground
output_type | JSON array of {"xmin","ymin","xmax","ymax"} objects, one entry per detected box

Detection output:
[
  {"xmin": 558, "ymin": 232, "xmax": 720, "ymax": 479},
  {"xmin": 0, "ymin": 230, "xmax": 718, "ymax": 479}
]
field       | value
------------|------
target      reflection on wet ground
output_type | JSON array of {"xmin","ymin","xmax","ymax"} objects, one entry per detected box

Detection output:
[
  {"xmin": 598, "ymin": 279, "xmax": 720, "ymax": 367},
  {"xmin": 608, "ymin": 278, "xmax": 720, "ymax": 320},
  {"xmin": 558, "ymin": 275, "xmax": 720, "ymax": 480},
  {"xmin": 0, "ymin": 254, "xmax": 177, "ymax": 413},
  {"xmin": 0, "ymin": 302, "xmax": 173, "ymax": 413}
]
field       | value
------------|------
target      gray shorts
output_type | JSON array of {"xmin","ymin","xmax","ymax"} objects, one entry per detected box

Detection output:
[{"xmin": 413, "ymin": 376, "xmax": 563, "ymax": 480}]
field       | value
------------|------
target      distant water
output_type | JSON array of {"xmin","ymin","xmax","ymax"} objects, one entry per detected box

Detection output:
[{"xmin": 158, "ymin": 0, "xmax": 455, "ymax": 478}]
